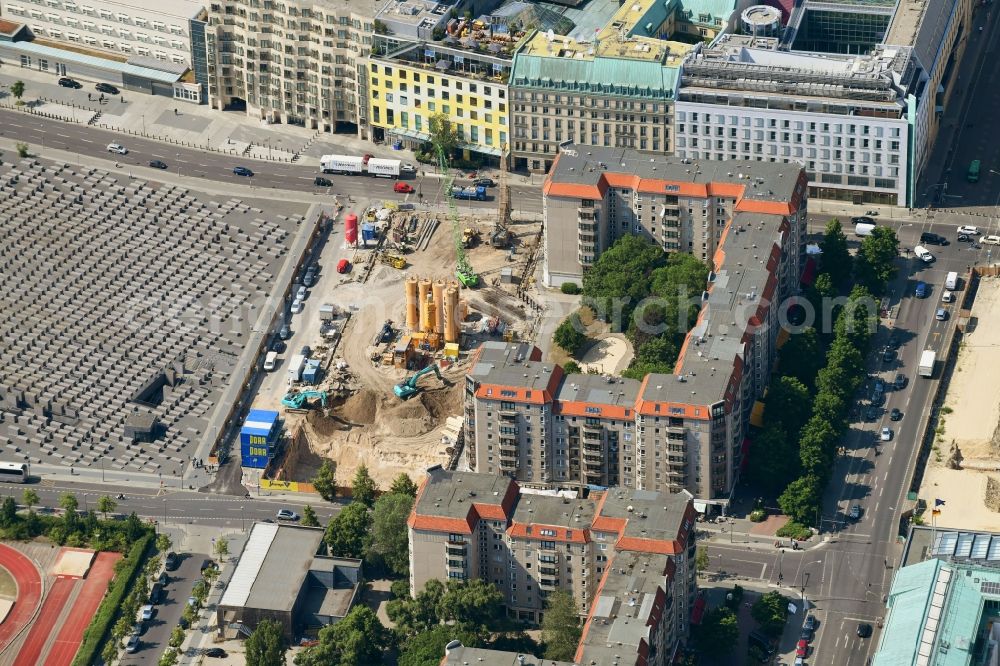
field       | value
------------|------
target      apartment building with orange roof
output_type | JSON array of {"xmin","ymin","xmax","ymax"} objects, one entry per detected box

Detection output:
[{"xmin": 408, "ymin": 467, "xmax": 695, "ymax": 650}]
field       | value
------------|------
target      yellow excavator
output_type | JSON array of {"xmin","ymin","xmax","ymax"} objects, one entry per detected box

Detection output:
[{"xmin": 379, "ymin": 252, "xmax": 406, "ymax": 269}]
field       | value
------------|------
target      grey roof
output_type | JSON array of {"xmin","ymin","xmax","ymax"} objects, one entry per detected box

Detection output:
[
  {"xmin": 219, "ymin": 523, "xmax": 325, "ymax": 613},
  {"xmin": 301, "ymin": 582, "xmax": 357, "ymax": 619},
  {"xmin": 598, "ymin": 487, "xmax": 693, "ymax": 542},
  {"xmin": 903, "ymin": 525, "xmax": 1000, "ymax": 569},
  {"xmin": 1, "ymin": 40, "xmax": 183, "ymax": 83},
  {"xmin": 548, "ymin": 144, "xmax": 803, "ymax": 204},
  {"xmin": 555, "ymin": 372, "xmax": 640, "ymax": 411},
  {"xmin": 442, "ymin": 647, "xmax": 576, "ymax": 666},
  {"xmin": 510, "ymin": 492, "xmax": 596, "ymax": 529},
  {"xmin": 578, "ymin": 550, "xmax": 673, "ymax": 665},
  {"xmin": 469, "ymin": 342, "xmax": 559, "ymax": 396},
  {"xmin": 414, "ymin": 468, "xmax": 514, "ymax": 522}
]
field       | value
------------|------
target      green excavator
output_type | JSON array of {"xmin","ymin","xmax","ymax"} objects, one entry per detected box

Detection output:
[
  {"xmin": 281, "ymin": 390, "xmax": 329, "ymax": 410},
  {"xmin": 393, "ymin": 364, "xmax": 444, "ymax": 400}
]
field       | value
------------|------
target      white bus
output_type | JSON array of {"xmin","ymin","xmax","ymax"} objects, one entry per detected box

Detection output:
[{"xmin": 0, "ymin": 462, "xmax": 29, "ymax": 483}]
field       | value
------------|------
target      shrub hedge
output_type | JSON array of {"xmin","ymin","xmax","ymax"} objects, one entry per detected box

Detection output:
[{"xmin": 72, "ymin": 532, "xmax": 153, "ymax": 666}]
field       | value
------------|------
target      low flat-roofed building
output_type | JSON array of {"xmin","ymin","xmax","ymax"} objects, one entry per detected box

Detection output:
[{"xmin": 217, "ymin": 522, "xmax": 361, "ymax": 640}]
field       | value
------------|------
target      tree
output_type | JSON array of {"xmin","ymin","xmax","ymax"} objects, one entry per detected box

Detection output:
[
  {"xmin": 438, "ymin": 579, "xmax": 505, "ymax": 639},
  {"xmin": 389, "ymin": 473, "xmax": 418, "ymax": 498},
  {"xmin": 325, "ymin": 502, "xmax": 372, "ymax": 559},
  {"xmin": 582, "ymin": 234, "xmax": 667, "ymax": 327},
  {"xmin": 622, "ymin": 335, "xmax": 677, "ymax": 380},
  {"xmin": 373, "ymin": 18, "xmax": 389, "ymax": 34},
  {"xmin": 541, "ymin": 590, "xmax": 581, "ymax": 661},
  {"xmin": 351, "ymin": 464, "xmax": 378, "ymax": 507},
  {"xmin": 60, "ymin": 493, "xmax": 79, "ymax": 531},
  {"xmin": 370, "ymin": 493, "xmax": 414, "ymax": 576},
  {"xmin": 156, "ymin": 533, "xmax": 173, "ymax": 553},
  {"xmin": 746, "ymin": 423, "xmax": 800, "ymax": 495},
  {"xmin": 692, "ymin": 606, "xmax": 739, "ymax": 660},
  {"xmin": 856, "ymin": 227, "xmax": 899, "ymax": 294},
  {"xmin": 22, "ymin": 489, "xmax": 39, "ymax": 514},
  {"xmin": 15, "ymin": 143, "xmax": 29, "ymax": 158},
  {"xmin": 778, "ymin": 475, "xmax": 822, "ymax": 524},
  {"xmin": 313, "ymin": 459, "xmax": 338, "ymax": 502},
  {"xmin": 96, "ymin": 495, "xmax": 117, "ymax": 519},
  {"xmin": 214, "ymin": 536, "xmax": 229, "ymax": 560},
  {"xmin": 168, "ymin": 625, "xmax": 185, "ymax": 649},
  {"xmin": 428, "ymin": 112, "xmax": 459, "ymax": 158},
  {"xmin": 387, "ymin": 578, "xmax": 445, "ymax": 636},
  {"xmin": 301, "ymin": 505, "xmax": 320, "ymax": 527},
  {"xmin": 562, "ymin": 360, "xmax": 582, "ymax": 374},
  {"xmin": 10, "ymin": 80, "xmax": 25, "ymax": 105},
  {"xmin": 553, "ymin": 312, "xmax": 586, "ymax": 355},
  {"xmin": 295, "ymin": 606, "xmax": 393, "ymax": 666},
  {"xmin": 819, "ymin": 220, "xmax": 852, "ymax": 287},
  {"xmin": 246, "ymin": 618, "xmax": 287, "ymax": 666},
  {"xmin": 159, "ymin": 648, "xmax": 179, "ymax": 666},
  {"xmin": 751, "ymin": 591, "xmax": 789, "ymax": 637},
  {"xmin": 398, "ymin": 625, "xmax": 478, "ymax": 666},
  {"xmin": 766, "ymin": 376, "xmax": 812, "ymax": 437},
  {"xmin": 695, "ymin": 546, "xmax": 710, "ymax": 573},
  {"xmin": 779, "ymin": 327, "xmax": 823, "ymax": 388},
  {"xmin": 0, "ymin": 497, "xmax": 17, "ymax": 528},
  {"xmin": 101, "ymin": 638, "xmax": 119, "ymax": 665}
]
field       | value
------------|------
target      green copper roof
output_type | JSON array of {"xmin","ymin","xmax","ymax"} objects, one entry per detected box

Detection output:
[{"xmin": 510, "ymin": 53, "xmax": 678, "ymax": 99}]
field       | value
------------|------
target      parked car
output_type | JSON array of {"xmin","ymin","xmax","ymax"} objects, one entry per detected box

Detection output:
[
  {"xmin": 106, "ymin": 143, "xmax": 128, "ymax": 155},
  {"xmin": 149, "ymin": 583, "xmax": 164, "ymax": 604},
  {"xmin": 942, "ymin": 290, "xmax": 954, "ymax": 303},
  {"xmin": 148, "ymin": 160, "xmax": 167, "ymax": 169},
  {"xmin": 279, "ymin": 324, "xmax": 291, "ymax": 340},
  {"xmin": 164, "ymin": 552, "xmax": 179, "ymax": 570},
  {"xmin": 95, "ymin": 82, "xmax": 120, "ymax": 95},
  {"xmin": 894, "ymin": 373, "xmax": 907, "ymax": 390},
  {"xmin": 804, "ymin": 614, "xmax": 818, "ymax": 631},
  {"xmin": 800, "ymin": 627, "xmax": 813, "ymax": 641},
  {"xmin": 474, "ymin": 177, "xmax": 497, "ymax": 187},
  {"xmin": 290, "ymin": 298, "xmax": 304, "ymax": 314},
  {"xmin": 201, "ymin": 559, "xmax": 217, "ymax": 573},
  {"xmin": 882, "ymin": 347, "xmax": 896, "ymax": 363},
  {"xmin": 857, "ymin": 623, "xmax": 873, "ymax": 638},
  {"xmin": 873, "ymin": 378, "xmax": 886, "ymax": 393},
  {"xmin": 125, "ymin": 634, "xmax": 140, "ymax": 653},
  {"xmin": 303, "ymin": 266, "xmax": 317, "ymax": 287},
  {"xmin": 849, "ymin": 504, "xmax": 863, "ymax": 520},
  {"xmin": 936, "ymin": 308, "xmax": 949, "ymax": 321},
  {"xmin": 300, "ymin": 345, "xmax": 312, "ymax": 358},
  {"xmin": 890, "ymin": 408, "xmax": 903, "ymax": 421},
  {"xmin": 865, "ymin": 405, "xmax": 880, "ymax": 421},
  {"xmin": 336, "ymin": 258, "xmax": 351, "ymax": 274},
  {"xmin": 915, "ymin": 281, "xmax": 929, "ymax": 298},
  {"xmin": 204, "ymin": 648, "xmax": 228, "ymax": 658},
  {"xmin": 233, "ymin": 166, "xmax": 254, "ymax": 177},
  {"xmin": 957, "ymin": 225, "xmax": 981, "ymax": 235},
  {"xmin": 400, "ymin": 162, "xmax": 416, "ymax": 173},
  {"xmin": 958, "ymin": 233, "xmax": 973, "ymax": 242},
  {"xmin": 58, "ymin": 77, "xmax": 82, "ymax": 89},
  {"xmin": 983, "ymin": 235, "xmax": 1000, "ymax": 246},
  {"xmin": 271, "ymin": 339, "xmax": 287, "ymax": 354},
  {"xmin": 276, "ymin": 509, "xmax": 300, "ymax": 521},
  {"xmin": 157, "ymin": 571, "xmax": 168, "ymax": 586},
  {"xmin": 295, "ymin": 285, "xmax": 308, "ymax": 301},
  {"xmin": 796, "ymin": 640, "xmax": 810, "ymax": 658},
  {"xmin": 394, "ymin": 182, "xmax": 415, "ymax": 193},
  {"xmin": 314, "ymin": 176, "xmax": 332, "ymax": 187},
  {"xmin": 140, "ymin": 604, "xmax": 155, "ymax": 621},
  {"xmin": 880, "ymin": 426, "xmax": 893, "ymax": 441}
]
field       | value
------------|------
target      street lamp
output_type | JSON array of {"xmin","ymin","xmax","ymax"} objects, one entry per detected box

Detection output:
[{"xmin": 241, "ymin": 505, "xmax": 245, "ymax": 533}]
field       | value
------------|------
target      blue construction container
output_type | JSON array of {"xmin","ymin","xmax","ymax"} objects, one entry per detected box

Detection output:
[
  {"xmin": 240, "ymin": 409, "xmax": 280, "ymax": 469},
  {"xmin": 361, "ymin": 223, "xmax": 377, "ymax": 244},
  {"xmin": 302, "ymin": 359, "xmax": 321, "ymax": 385}
]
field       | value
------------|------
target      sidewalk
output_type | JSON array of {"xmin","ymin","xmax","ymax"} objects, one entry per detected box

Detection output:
[{"xmin": 0, "ymin": 67, "xmax": 416, "ymax": 167}]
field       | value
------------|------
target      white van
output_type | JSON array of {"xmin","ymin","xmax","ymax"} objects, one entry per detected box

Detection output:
[
  {"xmin": 263, "ymin": 351, "xmax": 278, "ymax": 371},
  {"xmin": 855, "ymin": 222, "xmax": 876, "ymax": 237},
  {"xmin": 914, "ymin": 245, "xmax": 935, "ymax": 263},
  {"xmin": 945, "ymin": 271, "xmax": 958, "ymax": 290}
]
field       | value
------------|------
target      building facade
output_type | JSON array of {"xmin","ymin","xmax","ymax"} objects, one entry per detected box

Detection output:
[
  {"xmin": 408, "ymin": 466, "xmax": 696, "ymax": 663},
  {"xmin": 204, "ymin": 0, "xmax": 375, "ymax": 134}
]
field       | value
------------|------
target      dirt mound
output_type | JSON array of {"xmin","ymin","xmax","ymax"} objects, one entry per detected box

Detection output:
[
  {"xmin": 306, "ymin": 410, "xmax": 343, "ymax": 437},
  {"xmin": 339, "ymin": 389, "xmax": 379, "ymax": 424}
]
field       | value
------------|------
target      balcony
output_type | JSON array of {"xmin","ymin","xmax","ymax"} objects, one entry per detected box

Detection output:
[
  {"xmin": 583, "ymin": 451, "xmax": 602, "ymax": 463},
  {"xmin": 499, "ymin": 410, "xmax": 517, "ymax": 422},
  {"xmin": 577, "ymin": 208, "xmax": 595, "ymax": 220},
  {"xmin": 539, "ymin": 578, "xmax": 559, "ymax": 589},
  {"xmin": 499, "ymin": 459, "xmax": 518, "ymax": 471},
  {"xmin": 666, "ymin": 425, "xmax": 686, "ymax": 436},
  {"xmin": 446, "ymin": 559, "xmax": 466, "ymax": 570},
  {"xmin": 583, "ymin": 441, "xmax": 602, "ymax": 453},
  {"xmin": 446, "ymin": 544, "xmax": 466, "ymax": 557}
]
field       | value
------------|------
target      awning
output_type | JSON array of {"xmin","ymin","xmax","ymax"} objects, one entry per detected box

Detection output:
[
  {"xmin": 800, "ymin": 257, "xmax": 817, "ymax": 286},
  {"xmin": 740, "ymin": 437, "xmax": 751, "ymax": 471},
  {"xmin": 750, "ymin": 400, "xmax": 765, "ymax": 428},
  {"xmin": 690, "ymin": 596, "xmax": 707, "ymax": 625},
  {"xmin": 693, "ymin": 501, "xmax": 707, "ymax": 513}
]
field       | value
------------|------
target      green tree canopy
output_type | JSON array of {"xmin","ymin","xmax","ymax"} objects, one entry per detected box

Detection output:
[
  {"xmin": 693, "ymin": 606, "xmax": 739, "ymax": 660},
  {"xmin": 746, "ymin": 423, "xmax": 800, "ymax": 496},
  {"xmin": 582, "ymin": 235, "xmax": 667, "ymax": 327},
  {"xmin": 0, "ymin": 497, "xmax": 17, "ymax": 528},
  {"xmin": 819, "ymin": 220, "xmax": 852, "ymax": 287},
  {"xmin": 246, "ymin": 618, "xmax": 287, "ymax": 666},
  {"xmin": 389, "ymin": 473, "xmax": 418, "ymax": 497},
  {"xmin": 765, "ymin": 376, "xmax": 812, "ymax": 436},
  {"xmin": 428, "ymin": 113, "xmax": 460, "ymax": 158},
  {"xmin": 553, "ymin": 313, "xmax": 587, "ymax": 356},
  {"xmin": 295, "ymin": 606, "xmax": 393, "ymax": 666},
  {"xmin": 10, "ymin": 80, "xmax": 25, "ymax": 103},
  {"xmin": 562, "ymin": 360, "xmax": 582, "ymax": 374},
  {"xmin": 778, "ymin": 327, "xmax": 823, "ymax": 388},
  {"xmin": 541, "ymin": 590, "xmax": 581, "ymax": 661},
  {"xmin": 369, "ymin": 492, "xmax": 414, "ymax": 576},
  {"xmin": 325, "ymin": 502, "xmax": 372, "ymax": 559},
  {"xmin": 387, "ymin": 578, "xmax": 504, "ymax": 641},
  {"xmin": 351, "ymin": 464, "xmax": 378, "ymax": 508},
  {"xmin": 751, "ymin": 591, "xmax": 789, "ymax": 637},
  {"xmin": 622, "ymin": 335, "xmax": 677, "ymax": 380},
  {"xmin": 21, "ymin": 488, "xmax": 38, "ymax": 513},
  {"xmin": 856, "ymin": 227, "xmax": 899, "ymax": 294},
  {"xmin": 398, "ymin": 625, "xmax": 478, "ymax": 666},
  {"xmin": 96, "ymin": 495, "xmax": 117, "ymax": 519},
  {"xmin": 387, "ymin": 578, "xmax": 445, "ymax": 636},
  {"xmin": 301, "ymin": 505, "xmax": 320, "ymax": 527},
  {"xmin": 313, "ymin": 459, "xmax": 338, "ymax": 501},
  {"xmin": 778, "ymin": 474, "xmax": 822, "ymax": 524}
]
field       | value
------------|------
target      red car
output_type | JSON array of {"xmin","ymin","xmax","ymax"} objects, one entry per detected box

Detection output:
[
  {"xmin": 394, "ymin": 182, "xmax": 414, "ymax": 194},
  {"xmin": 336, "ymin": 258, "xmax": 350, "ymax": 274},
  {"xmin": 796, "ymin": 640, "xmax": 809, "ymax": 657}
]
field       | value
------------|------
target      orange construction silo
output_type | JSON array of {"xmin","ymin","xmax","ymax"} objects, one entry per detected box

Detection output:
[
  {"xmin": 405, "ymin": 276, "xmax": 419, "ymax": 332},
  {"xmin": 418, "ymin": 278, "xmax": 432, "ymax": 332},
  {"xmin": 422, "ymin": 293, "xmax": 437, "ymax": 333},
  {"xmin": 432, "ymin": 279, "xmax": 446, "ymax": 335},
  {"xmin": 444, "ymin": 284, "xmax": 460, "ymax": 343}
]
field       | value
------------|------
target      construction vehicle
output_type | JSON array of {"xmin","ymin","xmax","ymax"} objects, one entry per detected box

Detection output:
[
  {"xmin": 373, "ymin": 320, "xmax": 394, "ymax": 345},
  {"xmin": 449, "ymin": 185, "xmax": 487, "ymax": 201},
  {"xmin": 462, "ymin": 228, "xmax": 480, "ymax": 248},
  {"xmin": 281, "ymin": 390, "xmax": 328, "ymax": 410},
  {"xmin": 379, "ymin": 252, "xmax": 406, "ymax": 269},
  {"xmin": 435, "ymin": 145, "xmax": 479, "ymax": 287},
  {"xmin": 393, "ymin": 364, "xmax": 444, "ymax": 400},
  {"xmin": 490, "ymin": 144, "xmax": 512, "ymax": 248}
]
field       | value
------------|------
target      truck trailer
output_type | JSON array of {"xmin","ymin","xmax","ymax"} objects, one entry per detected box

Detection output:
[
  {"xmin": 320, "ymin": 155, "xmax": 364, "ymax": 174},
  {"xmin": 366, "ymin": 158, "xmax": 400, "ymax": 178},
  {"xmin": 450, "ymin": 185, "xmax": 487, "ymax": 201},
  {"xmin": 918, "ymin": 350, "xmax": 936, "ymax": 378},
  {"xmin": 288, "ymin": 354, "xmax": 306, "ymax": 382}
]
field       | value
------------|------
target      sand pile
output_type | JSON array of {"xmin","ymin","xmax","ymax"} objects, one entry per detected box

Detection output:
[{"xmin": 340, "ymin": 389, "xmax": 378, "ymax": 424}]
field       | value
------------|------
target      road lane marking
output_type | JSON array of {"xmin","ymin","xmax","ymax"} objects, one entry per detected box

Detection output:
[{"xmin": 761, "ymin": 563, "xmax": 767, "ymax": 579}]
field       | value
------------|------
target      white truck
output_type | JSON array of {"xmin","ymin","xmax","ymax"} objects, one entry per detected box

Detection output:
[
  {"xmin": 366, "ymin": 158, "xmax": 401, "ymax": 178},
  {"xmin": 945, "ymin": 271, "xmax": 958, "ymax": 290},
  {"xmin": 320, "ymin": 154, "xmax": 364, "ymax": 174},
  {"xmin": 855, "ymin": 222, "xmax": 876, "ymax": 237},
  {"xmin": 288, "ymin": 354, "xmax": 306, "ymax": 382},
  {"xmin": 918, "ymin": 349, "xmax": 936, "ymax": 378}
]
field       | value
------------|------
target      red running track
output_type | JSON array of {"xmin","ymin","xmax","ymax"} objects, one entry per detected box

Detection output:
[
  {"xmin": 0, "ymin": 545, "xmax": 42, "ymax": 652},
  {"xmin": 45, "ymin": 552, "xmax": 121, "ymax": 666},
  {"xmin": 12, "ymin": 576, "xmax": 74, "ymax": 666}
]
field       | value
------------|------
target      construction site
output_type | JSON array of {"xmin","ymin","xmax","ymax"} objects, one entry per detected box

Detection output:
[{"xmin": 264, "ymin": 150, "xmax": 546, "ymax": 489}]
